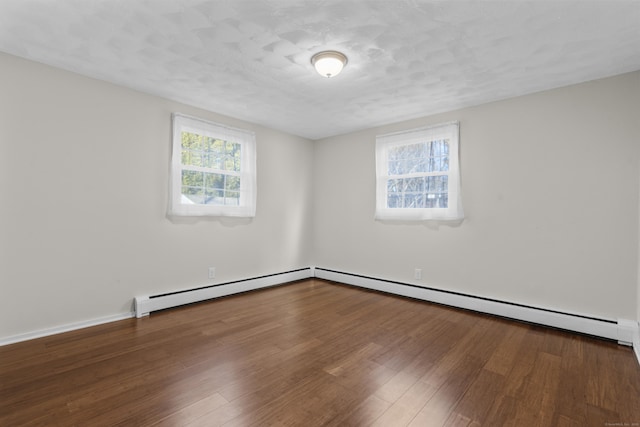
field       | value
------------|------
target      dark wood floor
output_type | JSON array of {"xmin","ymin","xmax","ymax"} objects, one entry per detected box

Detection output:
[{"xmin": 1, "ymin": 279, "xmax": 639, "ymax": 426}]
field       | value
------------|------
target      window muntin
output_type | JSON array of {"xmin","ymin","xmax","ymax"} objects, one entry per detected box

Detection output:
[
  {"xmin": 180, "ymin": 133, "xmax": 242, "ymax": 206},
  {"xmin": 375, "ymin": 122, "xmax": 463, "ymax": 221},
  {"xmin": 169, "ymin": 114, "xmax": 256, "ymax": 217},
  {"xmin": 386, "ymin": 139, "xmax": 450, "ymax": 209}
]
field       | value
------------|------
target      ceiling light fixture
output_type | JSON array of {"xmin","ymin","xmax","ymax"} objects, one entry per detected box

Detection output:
[{"xmin": 311, "ymin": 51, "xmax": 348, "ymax": 78}]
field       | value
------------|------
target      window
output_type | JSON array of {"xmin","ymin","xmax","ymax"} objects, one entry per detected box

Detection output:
[
  {"xmin": 375, "ymin": 122, "xmax": 463, "ymax": 221},
  {"xmin": 169, "ymin": 113, "xmax": 256, "ymax": 217}
]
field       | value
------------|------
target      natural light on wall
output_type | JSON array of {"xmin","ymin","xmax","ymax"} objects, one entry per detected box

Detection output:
[{"xmin": 375, "ymin": 122, "xmax": 463, "ymax": 221}]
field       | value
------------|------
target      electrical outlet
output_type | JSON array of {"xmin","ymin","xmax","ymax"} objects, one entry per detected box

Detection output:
[
  {"xmin": 208, "ymin": 267, "xmax": 216, "ymax": 279},
  {"xmin": 414, "ymin": 268, "xmax": 422, "ymax": 280}
]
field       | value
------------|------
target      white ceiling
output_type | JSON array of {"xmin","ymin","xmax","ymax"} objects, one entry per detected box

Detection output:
[{"xmin": 1, "ymin": 0, "xmax": 639, "ymax": 140}]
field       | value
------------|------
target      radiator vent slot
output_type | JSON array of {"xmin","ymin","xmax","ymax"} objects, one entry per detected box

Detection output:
[{"xmin": 135, "ymin": 268, "xmax": 313, "ymax": 317}]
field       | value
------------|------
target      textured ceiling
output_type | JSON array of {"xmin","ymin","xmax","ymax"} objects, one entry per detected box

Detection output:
[{"xmin": 1, "ymin": 0, "xmax": 639, "ymax": 140}]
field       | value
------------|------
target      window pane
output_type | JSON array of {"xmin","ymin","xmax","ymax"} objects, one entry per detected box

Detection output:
[
  {"xmin": 202, "ymin": 152, "xmax": 214, "ymax": 168},
  {"xmin": 425, "ymin": 176, "xmax": 448, "ymax": 208},
  {"xmin": 403, "ymin": 193, "xmax": 422, "ymax": 208},
  {"xmin": 204, "ymin": 172, "xmax": 224, "ymax": 190},
  {"xmin": 427, "ymin": 140, "xmax": 449, "ymax": 172},
  {"xmin": 181, "ymin": 131, "xmax": 206, "ymax": 167},
  {"xmin": 204, "ymin": 189, "xmax": 224, "ymax": 205},
  {"xmin": 181, "ymin": 131, "xmax": 202, "ymax": 150},
  {"xmin": 387, "ymin": 178, "xmax": 401, "ymax": 193},
  {"xmin": 388, "ymin": 141, "xmax": 453, "ymax": 175},
  {"xmin": 441, "ymin": 176, "xmax": 449, "ymax": 192},
  {"xmin": 225, "ymin": 191, "xmax": 240, "ymax": 205},
  {"xmin": 179, "ymin": 132, "xmax": 244, "ymax": 170},
  {"xmin": 406, "ymin": 158, "xmax": 420, "ymax": 174},
  {"xmin": 375, "ymin": 123, "xmax": 461, "ymax": 220},
  {"xmin": 388, "ymin": 160, "xmax": 400, "ymax": 175},
  {"xmin": 441, "ymin": 156, "xmax": 449, "ymax": 171},
  {"xmin": 172, "ymin": 114, "xmax": 256, "ymax": 217},
  {"xmin": 182, "ymin": 186, "xmax": 204, "ymax": 204},
  {"xmin": 194, "ymin": 151, "xmax": 205, "ymax": 167},
  {"xmin": 388, "ymin": 143, "xmax": 427, "ymax": 174},
  {"xmin": 234, "ymin": 148, "xmax": 242, "ymax": 172},
  {"xmin": 206, "ymin": 139, "xmax": 221, "ymax": 169},
  {"xmin": 425, "ymin": 176, "xmax": 434, "ymax": 193},
  {"xmin": 181, "ymin": 150, "xmax": 204, "ymax": 167},
  {"xmin": 425, "ymin": 176, "xmax": 448, "ymax": 193},
  {"xmin": 211, "ymin": 139, "xmax": 224, "ymax": 154},
  {"xmin": 182, "ymin": 170, "xmax": 203, "ymax": 187},
  {"xmin": 386, "ymin": 175, "xmax": 450, "ymax": 209},
  {"xmin": 203, "ymin": 136, "xmax": 215, "ymax": 152},
  {"xmin": 225, "ymin": 141, "xmax": 241, "ymax": 172},
  {"xmin": 403, "ymin": 177, "xmax": 424, "ymax": 192},
  {"xmin": 181, "ymin": 150, "xmax": 191, "ymax": 166},
  {"xmin": 225, "ymin": 176, "xmax": 241, "ymax": 191},
  {"xmin": 387, "ymin": 193, "xmax": 401, "ymax": 208},
  {"xmin": 425, "ymin": 193, "xmax": 448, "ymax": 208}
]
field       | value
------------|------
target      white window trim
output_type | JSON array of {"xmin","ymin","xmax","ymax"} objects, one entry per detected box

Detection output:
[
  {"xmin": 169, "ymin": 113, "xmax": 257, "ymax": 217},
  {"xmin": 375, "ymin": 121, "xmax": 463, "ymax": 221}
]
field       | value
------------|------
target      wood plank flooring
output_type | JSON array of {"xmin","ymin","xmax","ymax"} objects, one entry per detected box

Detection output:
[{"xmin": 1, "ymin": 279, "xmax": 639, "ymax": 426}]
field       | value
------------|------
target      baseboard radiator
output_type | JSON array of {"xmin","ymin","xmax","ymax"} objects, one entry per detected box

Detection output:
[
  {"xmin": 134, "ymin": 268, "xmax": 313, "ymax": 317},
  {"xmin": 313, "ymin": 268, "xmax": 638, "ymax": 347},
  {"xmin": 134, "ymin": 266, "xmax": 638, "ymax": 350}
]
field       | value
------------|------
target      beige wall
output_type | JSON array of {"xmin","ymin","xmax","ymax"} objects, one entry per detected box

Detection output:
[
  {"xmin": 1, "ymin": 51, "xmax": 638, "ymax": 342},
  {"xmin": 313, "ymin": 71, "xmax": 640, "ymax": 321},
  {"xmin": 0, "ymin": 53, "xmax": 315, "ymax": 338}
]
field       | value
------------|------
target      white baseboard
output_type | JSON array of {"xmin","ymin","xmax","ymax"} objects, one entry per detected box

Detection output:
[
  {"xmin": 0, "ymin": 312, "xmax": 134, "ymax": 346},
  {"xmin": 617, "ymin": 319, "xmax": 639, "ymax": 346},
  {"xmin": 135, "ymin": 267, "xmax": 313, "ymax": 317},
  {"xmin": 1, "ymin": 268, "xmax": 314, "ymax": 346},
  {"xmin": 633, "ymin": 324, "xmax": 640, "ymax": 366},
  {"xmin": 314, "ymin": 268, "xmax": 638, "ymax": 351},
  {"xmin": 4, "ymin": 267, "xmax": 639, "ymax": 368}
]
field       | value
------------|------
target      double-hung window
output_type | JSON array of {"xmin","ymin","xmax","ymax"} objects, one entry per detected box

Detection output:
[
  {"xmin": 169, "ymin": 113, "xmax": 256, "ymax": 217},
  {"xmin": 375, "ymin": 122, "xmax": 463, "ymax": 221}
]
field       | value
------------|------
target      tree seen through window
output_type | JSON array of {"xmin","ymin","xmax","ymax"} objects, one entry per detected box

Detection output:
[{"xmin": 180, "ymin": 131, "xmax": 242, "ymax": 206}]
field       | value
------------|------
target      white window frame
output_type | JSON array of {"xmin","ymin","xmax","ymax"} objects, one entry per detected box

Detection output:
[
  {"xmin": 169, "ymin": 113, "xmax": 257, "ymax": 217},
  {"xmin": 375, "ymin": 122, "xmax": 463, "ymax": 221}
]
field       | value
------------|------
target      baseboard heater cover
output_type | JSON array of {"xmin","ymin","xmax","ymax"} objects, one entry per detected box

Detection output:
[
  {"xmin": 313, "ymin": 267, "xmax": 637, "ymax": 346},
  {"xmin": 134, "ymin": 268, "xmax": 313, "ymax": 317}
]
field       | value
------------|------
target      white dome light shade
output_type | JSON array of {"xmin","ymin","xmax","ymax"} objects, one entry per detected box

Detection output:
[{"xmin": 311, "ymin": 51, "xmax": 348, "ymax": 78}]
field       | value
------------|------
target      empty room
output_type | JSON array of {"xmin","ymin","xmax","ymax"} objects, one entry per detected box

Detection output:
[{"xmin": 1, "ymin": 1, "xmax": 639, "ymax": 426}]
